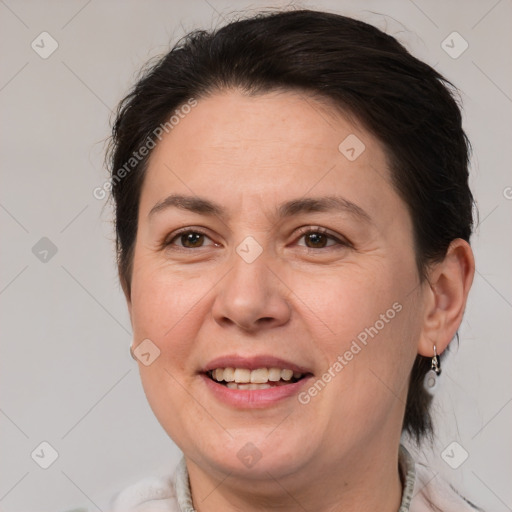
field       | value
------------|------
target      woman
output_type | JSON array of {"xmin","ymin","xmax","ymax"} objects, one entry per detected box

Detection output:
[{"xmin": 106, "ymin": 9, "xmax": 479, "ymax": 512}]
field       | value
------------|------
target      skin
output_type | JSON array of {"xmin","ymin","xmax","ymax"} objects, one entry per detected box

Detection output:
[{"xmin": 124, "ymin": 90, "xmax": 475, "ymax": 512}]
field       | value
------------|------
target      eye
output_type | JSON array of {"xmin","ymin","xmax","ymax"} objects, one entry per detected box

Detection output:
[
  {"xmin": 295, "ymin": 227, "xmax": 349, "ymax": 250},
  {"xmin": 165, "ymin": 229, "xmax": 218, "ymax": 249},
  {"xmin": 163, "ymin": 227, "xmax": 349, "ymax": 252}
]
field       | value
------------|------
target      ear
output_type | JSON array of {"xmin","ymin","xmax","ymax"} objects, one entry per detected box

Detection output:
[{"xmin": 417, "ymin": 239, "xmax": 475, "ymax": 357}]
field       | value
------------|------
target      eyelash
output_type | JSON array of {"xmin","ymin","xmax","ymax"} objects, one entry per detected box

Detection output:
[{"xmin": 163, "ymin": 226, "xmax": 351, "ymax": 252}]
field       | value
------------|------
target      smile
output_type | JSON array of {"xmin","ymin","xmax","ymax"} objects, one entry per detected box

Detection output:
[{"xmin": 207, "ymin": 367, "xmax": 305, "ymax": 389}]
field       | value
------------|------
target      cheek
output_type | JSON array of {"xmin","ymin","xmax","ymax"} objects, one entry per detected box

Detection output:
[
  {"xmin": 130, "ymin": 260, "xmax": 211, "ymax": 343},
  {"xmin": 286, "ymin": 262, "xmax": 405, "ymax": 346},
  {"xmin": 129, "ymin": 264, "xmax": 216, "ymax": 443},
  {"xmin": 287, "ymin": 262, "xmax": 419, "ymax": 402}
]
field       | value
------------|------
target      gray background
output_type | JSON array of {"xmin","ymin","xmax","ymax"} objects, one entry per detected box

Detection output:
[{"xmin": 1, "ymin": 0, "xmax": 511, "ymax": 510}]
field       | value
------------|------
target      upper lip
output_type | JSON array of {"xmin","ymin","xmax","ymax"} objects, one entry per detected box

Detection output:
[{"xmin": 201, "ymin": 355, "xmax": 313, "ymax": 375}]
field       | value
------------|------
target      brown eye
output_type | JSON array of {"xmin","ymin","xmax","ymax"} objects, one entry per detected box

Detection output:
[
  {"xmin": 304, "ymin": 232, "xmax": 329, "ymax": 248},
  {"xmin": 180, "ymin": 232, "xmax": 205, "ymax": 248},
  {"xmin": 166, "ymin": 229, "xmax": 217, "ymax": 249},
  {"xmin": 297, "ymin": 228, "xmax": 346, "ymax": 250}
]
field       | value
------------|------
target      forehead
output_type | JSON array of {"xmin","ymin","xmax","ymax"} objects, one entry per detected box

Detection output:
[
  {"xmin": 139, "ymin": 90, "xmax": 396, "ymax": 221},
  {"xmin": 149, "ymin": 89, "xmax": 377, "ymax": 161}
]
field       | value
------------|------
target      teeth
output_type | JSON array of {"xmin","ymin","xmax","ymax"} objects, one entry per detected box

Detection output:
[
  {"xmin": 223, "ymin": 367, "xmax": 235, "ymax": 382},
  {"xmin": 249, "ymin": 383, "xmax": 271, "ymax": 390},
  {"xmin": 233, "ymin": 368, "xmax": 251, "ymax": 383},
  {"xmin": 281, "ymin": 369, "xmax": 293, "ymax": 381},
  {"xmin": 268, "ymin": 368, "xmax": 282, "ymax": 381},
  {"xmin": 250, "ymin": 368, "xmax": 268, "ymax": 383},
  {"xmin": 209, "ymin": 367, "xmax": 304, "ymax": 385},
  {"xmin": 226, "ymin": 382, "xmax": 272, "ymax": 390}
]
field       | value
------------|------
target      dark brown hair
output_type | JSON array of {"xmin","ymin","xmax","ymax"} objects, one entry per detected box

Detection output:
[{"xmin": 107, "ymin": 9, "xmax": 474, "ymax": 442}]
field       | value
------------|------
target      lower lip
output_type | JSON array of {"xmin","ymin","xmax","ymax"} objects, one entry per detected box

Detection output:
[{"xmin": 200, "ymin": 374, "xmax": 313, "ymax": 408}]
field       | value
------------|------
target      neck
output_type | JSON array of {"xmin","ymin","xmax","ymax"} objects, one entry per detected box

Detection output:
[{"xmin": 186, "ymin": 440, "xmax": 404, "ymax": 512}]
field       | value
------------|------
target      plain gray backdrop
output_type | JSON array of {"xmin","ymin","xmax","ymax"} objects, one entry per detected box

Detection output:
[{"xmin": 1, "ymin": 0, "xmax": 511, "ymax": 510}]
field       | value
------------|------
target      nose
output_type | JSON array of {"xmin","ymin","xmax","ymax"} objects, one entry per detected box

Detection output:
[{"xmin": 211, "ymin": 248, "xmax": 291, "ymax": 332}]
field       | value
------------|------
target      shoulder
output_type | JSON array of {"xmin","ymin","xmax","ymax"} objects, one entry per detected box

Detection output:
[
  {"xmin": 108, "ymin": 472, "xmax": 179, "ymax": 512},
  {"xmin": 409, "ymin": 457, "xmax": 484, "ymax": 512}
]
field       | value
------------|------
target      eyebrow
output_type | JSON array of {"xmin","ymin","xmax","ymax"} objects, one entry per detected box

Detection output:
[{"xmin": 148, "ymin": 193, "xmax": 372, "ymax": 223}]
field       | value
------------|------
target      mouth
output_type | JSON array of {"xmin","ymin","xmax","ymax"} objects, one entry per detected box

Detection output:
[
  {"xmin": 205, "ymin": 367, "xmax": 309, "ymax": 390},
  {"xmin": 199, "ymin": 355, "xmax": 314, "ymax": 406}
]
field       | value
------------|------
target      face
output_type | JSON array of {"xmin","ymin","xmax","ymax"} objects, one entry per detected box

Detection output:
[{"xmin": 127, "ymin": 90, "xmax": 426, "ymax": 484}]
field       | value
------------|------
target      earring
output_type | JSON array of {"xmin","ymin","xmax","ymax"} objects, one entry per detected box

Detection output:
[
  {"xmin": 130, "ymin": 344, "xmax": 137, "ymax": 361},
  {"xmin": 431, "ymin": 344, "xmax": 441, "ymax": 375},
  {"xmin": 423, "ymin": 344, "xmax": 441, "ymax": 393}
]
